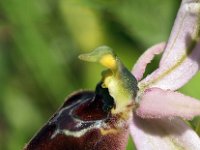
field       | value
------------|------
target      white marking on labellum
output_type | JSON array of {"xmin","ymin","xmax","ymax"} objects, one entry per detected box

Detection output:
[
  {"xmin": 49, "ymin": 97, "xmax": 92, "ymax": 124},
  {"xmin": 51, "ymin": 119, "xmax": 106, "ymax": 138}
]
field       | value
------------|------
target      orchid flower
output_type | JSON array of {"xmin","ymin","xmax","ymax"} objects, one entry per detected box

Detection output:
[{"xmin": 24, "ymin": 0, "xmax": 200, "ymax": 150}]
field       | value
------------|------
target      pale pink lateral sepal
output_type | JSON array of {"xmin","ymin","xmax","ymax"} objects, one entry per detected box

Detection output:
[
  {"xmin": 130, "ymin": 115, "xmax": 200, "ymax": 150},
  {"xmin": 140, "ymin": 0, "xmax": 200, "ymax": 90},
  {"xmin": 132, "ymin": 42, "xmax": 165, "ymax": 81},
  {"xmin": 136, "ymin": 88, "xmax": 200, "ymax": 120}
]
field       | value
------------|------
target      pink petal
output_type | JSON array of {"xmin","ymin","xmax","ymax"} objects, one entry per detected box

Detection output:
[
  {"xmin": 136, "ymin": 88, "xmax": 200, "ymax": 120},
  {"xmin": 130, "ymin": 115, "xmax": 200, "ymax": 150},
  {"xmin": 132, "ymin": 42, "xmax": 166, "ymax": 81},
  {"xmin": 140, "ymin": 0, "xmax": 200, "ymax": 90}
]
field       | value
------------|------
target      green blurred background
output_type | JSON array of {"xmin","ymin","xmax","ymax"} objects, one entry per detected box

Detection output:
[{"xmin": 1, "ymin": 0, "xmax": 200, "ymax": 149}]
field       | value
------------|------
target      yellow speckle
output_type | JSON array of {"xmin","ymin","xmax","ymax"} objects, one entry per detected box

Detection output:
[
  {"xmin": 100, "ymin": 128, "xmax": 118, "ymax": 135},
  {"xmin": 100, "ymin": 54, "xmax": 116, "ymax": 69}
]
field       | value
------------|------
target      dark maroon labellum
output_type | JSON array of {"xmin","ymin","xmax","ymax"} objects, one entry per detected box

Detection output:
[{"xmin": 24, "ymin": 85, "xmax": 129, "ymax": 150}]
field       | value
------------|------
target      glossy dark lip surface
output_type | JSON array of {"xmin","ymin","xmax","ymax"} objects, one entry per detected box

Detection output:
[
  {"xmin": 24, "ymin": 90, "xmax": 117, "ymax": 150},
  {"xmin": 48, "ymin": 91, "xmax": 110, "ymax": 132}
]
